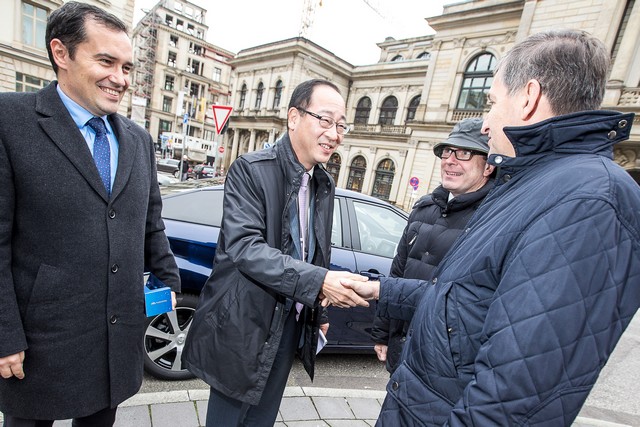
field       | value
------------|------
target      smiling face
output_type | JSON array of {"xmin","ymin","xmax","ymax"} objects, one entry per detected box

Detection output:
[
  {"xmin": 440, "ymin": 148, "xmax": 492, "ymax": 198},
  {"xmin": 288, "ymin": 84, "xmax": 346, "ymax": 171},
  {"xmin": 52, "ymin": 19, "xmax": 133, "ymax": 117}
]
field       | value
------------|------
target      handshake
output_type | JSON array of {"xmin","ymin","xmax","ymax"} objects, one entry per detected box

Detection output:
[{"xmin": 318, "ymin": 270, "xmax": 380, "ymax": 308}]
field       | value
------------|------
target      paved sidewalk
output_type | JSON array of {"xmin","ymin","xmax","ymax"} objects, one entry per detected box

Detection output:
[{"xmin": 1, "ymin": 386, "xmax": 635, "ymax": 427}]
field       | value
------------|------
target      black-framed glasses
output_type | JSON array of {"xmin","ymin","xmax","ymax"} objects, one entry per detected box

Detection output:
[
  {"xmin": 297, "ymin": 107, "xmax": 350, "ymax": 135},
  {"xmin": 436, "ymin": 147, "xmax": 485, "ymax": 161}
]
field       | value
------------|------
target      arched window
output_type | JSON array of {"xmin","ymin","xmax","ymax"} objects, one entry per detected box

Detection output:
[
  {"xmin": 239, "ymin": 84, "xmax": 247, "ymax": 110},
  {"xmin": 406, "ymin": 95, "xmax": 421, "ymax": 122},
  {"xmin": 371, "ymin": 159, "xmax": 395, "ymax": 201},
  {"xmin": 456, "ymin": 53, "xmax": 496, "ymax": 110},
  {"xmin": 417, "ymin": 51, "xmax": 431, "ymax": 60},
  {"xmin": 391, "ymin": 54, "xmax": 404, "ymax": 62},
  {"xmin": 355, "ymin": 97, "xmax": 371, "ymax": 124},
  {"xmin": 347, "ymin": 156, "xmax": 367, "ymax": 193},
  {"xmin": 255, "ymin": 82, "xmax": 264, "ymax": 109},
  {"xmin": 378, "ymin": 96, "xmax": 398, "ymax": 125},
  {"xmin": 273, "ymin": 80, "xmax": 283, "ymax": 109},
  {"xmin": 326, "ymin": 153, "xmax": 341, "ymax": 183}
]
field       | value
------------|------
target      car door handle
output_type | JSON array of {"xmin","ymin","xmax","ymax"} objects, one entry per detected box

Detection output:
[{"xmin": 360, "ymin": 271, "xmax": 385, "ymax": 280}]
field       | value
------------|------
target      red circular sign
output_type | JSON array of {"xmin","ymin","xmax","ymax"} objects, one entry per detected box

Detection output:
[{"xmin": 218, "ymin": 146, "xmax": 225, "ymax": 153}]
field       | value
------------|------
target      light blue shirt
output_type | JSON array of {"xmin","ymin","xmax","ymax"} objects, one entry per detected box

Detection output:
[{"xmin": 56, "ymin": 84, "xmax": 119, "ymax": 189}]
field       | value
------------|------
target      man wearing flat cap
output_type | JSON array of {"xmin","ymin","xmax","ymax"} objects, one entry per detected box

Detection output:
[{"xmin": 371, "ymin": 117, "xmax": 495, "ymax": 374}]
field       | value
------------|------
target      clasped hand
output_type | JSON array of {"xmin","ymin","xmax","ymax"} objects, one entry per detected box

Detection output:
[{"xmin": 319, "ymin": 271, "xmax": 370, "ymax": 308}]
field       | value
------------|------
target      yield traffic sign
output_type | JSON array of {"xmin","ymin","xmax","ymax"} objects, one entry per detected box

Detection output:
[{"xmin": 212, "ymin": 105, "xmax": 233, "ymax": 134}]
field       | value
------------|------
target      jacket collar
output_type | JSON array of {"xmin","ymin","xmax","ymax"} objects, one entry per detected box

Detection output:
[
  {"xmin": 275, "ymin": 132, "xmax": 333, "ymax": 195},
  {"xmin": 488, "ymin": 110, "xmax": 634, "ymax": 172},
  {"xmin": 36, "ymin": 81, "xmax": 138, "ymax": 202},
  {"xmin": 422, "ymin": 179, "xmax": 494, "ymax": 212}
]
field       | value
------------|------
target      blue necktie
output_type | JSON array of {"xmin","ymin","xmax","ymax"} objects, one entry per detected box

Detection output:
[{"xmin": 86, "ymin": 117, "xmax": 111, "ymax": 196}]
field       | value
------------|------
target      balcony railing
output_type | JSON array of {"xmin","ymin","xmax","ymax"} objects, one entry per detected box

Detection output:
[
  {"xmin": 618, "ymin": 88, "xmax": 640, "ymax": 107},
  {"xmin": 351, "ymin": 123, "xmax": 407, "ymax": 135}
]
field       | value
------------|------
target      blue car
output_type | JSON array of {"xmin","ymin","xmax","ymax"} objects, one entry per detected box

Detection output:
[{"xmin": 144, "ymin": 184, "xmax": 408, "ymax": 380}]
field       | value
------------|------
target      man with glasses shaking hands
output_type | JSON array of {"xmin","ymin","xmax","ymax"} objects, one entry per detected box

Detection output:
[
  {"xmin": 183, "ymin": 79, "xmax": 368, "ymax": 427},
  {"xmin": 371, "ymin": 118, "xmax": 494, "ymax": 375}
]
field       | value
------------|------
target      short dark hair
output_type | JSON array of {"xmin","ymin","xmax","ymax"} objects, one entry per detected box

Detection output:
[
  {"xmin": 288, "ymin": 79, "xmax": 341, "ymax": 111},
  {"xmin": 495, "ymin": 29, "xmax": 609, "ymax": 115},
  {"xmin": 45, "ymin": 1, "xmax": 129, "ymax": 74}
]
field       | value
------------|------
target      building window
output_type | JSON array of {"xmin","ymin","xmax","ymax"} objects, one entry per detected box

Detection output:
[
  {"xmin": 169, "ymin": 35, "xmax": 178, "ymax": 47},
  {"xmin": 273, "ymin": 80, "xmax": 283, "ymax": 109},
  {"xmin": 371, "ymin": 159, "xmax": 395, "ymax": 201},
  {"xmin": 22, "ymin": 2, "xmax": 47, "ymax": 49},
  {"xmin": 167, "ymin": 51, "xmax": 177, "ymax": 67},
  {"xmin": 164, "ymin": 75, "xmax": 175, "ymax": 91},
  {"xmin": 165, "ymin": 14, "xmax": 173, "ymax": 26},
  {"xmin": 212, "ymin": 67, "xmax": 221, "ymax": 82},
  {"xmin": 187, "ymin": 59, "xmax": 201, "ymax": 75},
  {"xmin": 355, "ymin": 97, "xmax": 371, "ymax": 124},
  {"xmin": 378, "ymin": 96, "xmax": 398, "ymax": 125},
  {"xmin": 239, "ymin": 84, "xmax": 247, "ymax": 110},
  {"xmin": 406, "ymin": 95, "xmax": 420, "ymax": 122},
  {"xmin": 162, "ymin": 96, "xmax": 173, "ymax": 113},
  {"xmin": 189, "ymin": 42, "xmax": 204, "ymax": 56},
  {"xmin": 176, "ymin": 19, "xmax": 184, "ymax": 31},
  {"xmin": 390, "ymin": 54, "xmax": 404, "ymax": 62},
  {"xmin": 255, "ymin": 82, "xmax": 264, "ymax": 109},
  {"xmin": 347, "ymin": 156, "xmax": 367, "ymax": 193},
  {"xmin": 417, "ymin": 51, "xmax": 431, "ymax": 60},
  {"xmin": 456, "ymin": 53, "xmax": 496, "ymax": 110},
  {"xmin": 189, "ymin": 82, "xmax": 201, "ymax": 97},
  {"xmin": 15, "ymin": 72, "xmax": 49, "ymax": 92},
  {"xmin": 326, "ymin": 153, "xmax": 341, "ymax": 183},
  {"xmin": 187, "ymin": 24, "xmax": 195, "ymax": 36},
  {"xmin": 611, "ymin": 0, "xmax": 635, "ymax": 66},
  {"xmin": 159, "ymin": 119, "xmax": 172, "ymax": 133}
]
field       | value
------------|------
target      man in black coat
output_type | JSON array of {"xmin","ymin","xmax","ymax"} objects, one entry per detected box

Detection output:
[
  {"xmin": 0, "ymin": 3, "xmax": 180, "ymax": 426},
  {"xmin": 371, "ymin": 118, "xmax": 495, "ymax": 374},
  {"xmin": 183, "ymin": 79, "xmax": 369, "ymax": 427}
]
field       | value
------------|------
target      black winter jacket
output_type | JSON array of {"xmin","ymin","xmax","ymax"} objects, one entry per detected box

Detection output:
[
  {"xmin": 182, "ymin": 134, "xmax": 334, "ymax": 405},
  {"xmin": 370, "ymin": 181, "xmax": 492, "ymax": 373}
]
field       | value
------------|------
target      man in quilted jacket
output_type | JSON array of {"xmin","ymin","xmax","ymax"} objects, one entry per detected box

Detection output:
[{"xmin": 342, "ymin": 29, "xmax": 640, "ymax": 426}]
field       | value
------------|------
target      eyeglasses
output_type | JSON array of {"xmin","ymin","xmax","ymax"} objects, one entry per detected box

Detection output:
[
  {"xmin": 297, "ymin": 108, "xmax": 350, "ymax": 135},
  {"xmin": 436, "ymin": 147, "xmax": 485, "ymax": 161}
]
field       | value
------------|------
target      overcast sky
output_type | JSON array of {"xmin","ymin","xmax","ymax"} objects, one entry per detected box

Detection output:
[{"xmin": 133, "ymin": 0, "xmax": 448, "ymax": 65}]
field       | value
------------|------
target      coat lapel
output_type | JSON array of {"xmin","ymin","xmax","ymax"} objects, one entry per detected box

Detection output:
[
  {"xmin": 36, "ymin": 84, "xmax": 109, "ymax": 201},
  {"xmin": 108, "ymin": 115, "xmax": 138, "ymax": 201}
]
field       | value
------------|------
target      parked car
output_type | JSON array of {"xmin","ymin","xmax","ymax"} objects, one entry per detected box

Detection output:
[
  {"xmin": 156, "ymin": 158, "xmax": 194, "ymax": 179},
  {"xmin": 156, "ymin": 172, "xmax": 180, "ymax": 186},
  {"xmin": 144, "ymin": 184, "xmax": 408, "ymax": 380},
  {"xmin": 193, "ymin": 164, "xmax": 217, "ymax": 179}
]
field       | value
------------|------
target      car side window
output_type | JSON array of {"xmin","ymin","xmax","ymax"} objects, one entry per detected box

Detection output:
[
  {"xmin": 352, "ymin": 201, "xmax": 405, "ymax": 258},
  {"xmin": 162, "ymin": 189, "xmax": 224, "ymax": 227},
  {"xmin": 331, "ymin": 202, "xmax": 343, "ymax": 247}
]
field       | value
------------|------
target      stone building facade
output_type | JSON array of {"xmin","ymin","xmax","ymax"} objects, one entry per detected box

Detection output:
[
  {"xmin": 1, "ymin": 0, "xmax": 638, "ymax": 211},
  {"xmin": 223, "ymin": 0, "xmax": 640, "ymax": 210}
]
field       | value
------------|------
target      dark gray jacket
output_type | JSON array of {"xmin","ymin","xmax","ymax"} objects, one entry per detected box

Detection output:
[
  {"xmin": 182, "ymin": 133, "xmax": 334, "ymax": 405},
  {"xmin": 0, "ymin": 83, "xmax": 180, "ymax": 419},
  {"xmin": 371, "ymin": 181, "xmax": 492, "ymax": 373}
]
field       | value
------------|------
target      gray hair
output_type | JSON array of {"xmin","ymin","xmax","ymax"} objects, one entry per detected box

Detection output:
[{"xmin": 495, "ymin": 30, "xmax": 609, "ymax": 115}]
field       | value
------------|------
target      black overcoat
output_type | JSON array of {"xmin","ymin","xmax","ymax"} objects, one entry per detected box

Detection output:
[{"xmin": 0, "ymin": 82, "xmax": 180, "ymax": 419}]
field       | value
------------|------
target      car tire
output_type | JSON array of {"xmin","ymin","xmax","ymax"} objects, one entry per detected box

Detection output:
[
  {"xmin": 143, "ymin": 293, "xmax": 199, "ymax": 380},
  {"xmin": 173, "ymin": 171, "xmax": 180, "ymax": 179}
]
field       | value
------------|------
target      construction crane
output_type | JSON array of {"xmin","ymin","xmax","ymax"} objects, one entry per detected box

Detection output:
[{"xmin": 299, "ymin": 0, "xmax": 385, "ymax": 38}]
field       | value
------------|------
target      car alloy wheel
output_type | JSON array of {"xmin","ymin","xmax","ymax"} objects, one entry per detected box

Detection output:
[{"xmin": 143, "ymin": 293, "xmax": 198, "ymax": 380}]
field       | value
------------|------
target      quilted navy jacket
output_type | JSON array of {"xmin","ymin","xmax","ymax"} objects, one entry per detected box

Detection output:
[{"xmin": 376, "ymin": 111, "xmax": 640, "ymax": 426}]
